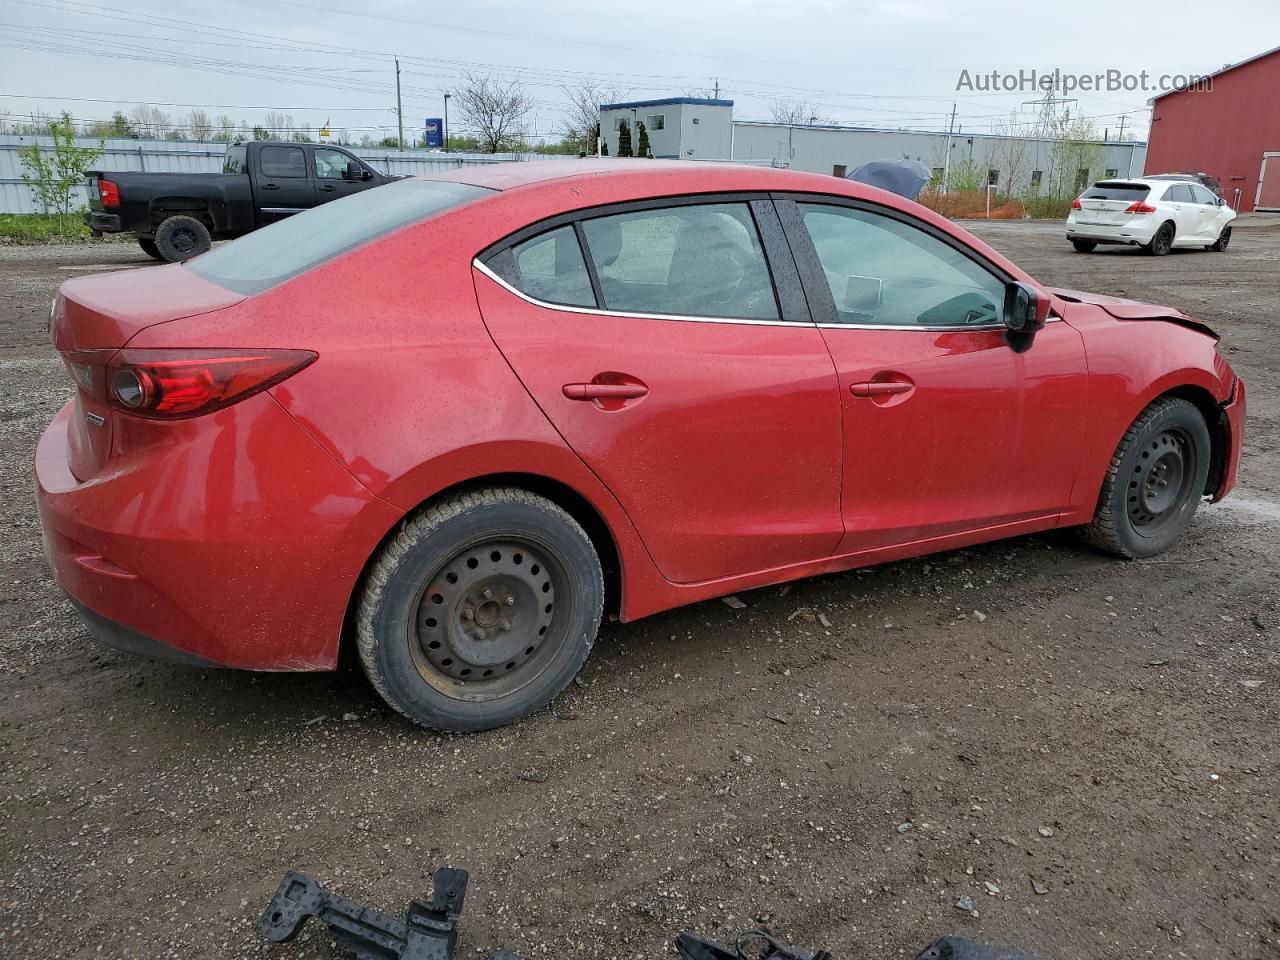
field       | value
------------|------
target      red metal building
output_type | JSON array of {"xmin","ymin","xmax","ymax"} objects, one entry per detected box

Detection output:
[{"xmin": 1145, "ymin": 44, "xmax": 1280, "ymax": 212}]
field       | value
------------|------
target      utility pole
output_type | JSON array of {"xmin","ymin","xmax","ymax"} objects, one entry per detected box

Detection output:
[
  {"xmin": 394, "ymin": 56, "xmax": 404, "ymax": 151},
  {"xmin": 443, "ymin": 92, "xmax": 451, "ymax": 153},
  {"xmin": 712, "ymin": 78, "xmax": 720, "ymax": 98},
  {"xmin": 1117, "ymin": 113, "xmax": 1128, "ymax": 142},
  {"xmin": 942, "ymin": 102, "xmax": 957, "ymax": 193}
]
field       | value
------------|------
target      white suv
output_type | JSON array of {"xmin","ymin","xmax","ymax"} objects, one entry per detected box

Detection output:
[{"xmin": 1066, "ymin": 177, "xmax": 1235, "ymax": 256}]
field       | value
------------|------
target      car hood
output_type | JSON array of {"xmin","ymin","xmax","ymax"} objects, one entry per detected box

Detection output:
[{"xmin": 1049, "ymin": 287, "xmax": 1218, "ymax": 340}]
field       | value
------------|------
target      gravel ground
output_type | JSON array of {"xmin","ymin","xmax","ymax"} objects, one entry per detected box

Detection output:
[{"xmin": 1, "ymin": 223, "xmax": 1277, "ymax": 960}]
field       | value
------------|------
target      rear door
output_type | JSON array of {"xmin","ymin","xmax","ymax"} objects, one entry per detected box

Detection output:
[
  {"xmin": 1161, "ymin": 183, "xmax": 1197, "ymax": 240},
  {"xmin": 474, "ymin": 197, "xmax": 844, "ymax": 585},
  {"xmin": 777, "ymin": 197, "xmax": 1089, "ymax": 552},
  {"xmin": 252, "ymin": 144, "xmax": 316, "ymax": 224}
]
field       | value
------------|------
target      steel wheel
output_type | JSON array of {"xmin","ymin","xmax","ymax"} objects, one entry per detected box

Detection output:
[
  {"xmin": 1125, "ymin": 428, "xmax": 1198, "ymax": 534},
  {"xmin": 410, "ymin": 538, "xmax": 562, "ymax": 700}
]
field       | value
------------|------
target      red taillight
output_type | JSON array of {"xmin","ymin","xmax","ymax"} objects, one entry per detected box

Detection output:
[
  {"xmin": 1070, "ymin": 197, "xmax": 1082, "ymax": 210},
  {"xmin": 61, "ymin": 348, "xmax": 316, "ymax": 419},
  {"xmin": 98, "ymin": 178, "xmax": 120, "ymax": 208},
  {"xmin": 1125, "ymin": 201, "xmax": 1157, "ymax": 214}
]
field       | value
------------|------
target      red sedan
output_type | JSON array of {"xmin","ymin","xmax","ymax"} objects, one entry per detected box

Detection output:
[{"xmin": 37, "ymin": 162, "xmax": 1246, "ymax": 731}]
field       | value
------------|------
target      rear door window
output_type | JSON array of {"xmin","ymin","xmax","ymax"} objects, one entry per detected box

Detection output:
[
  {"xmin": 223, "ymin": 145, "xmax": 247, "ymax": 174},
  {"xmin": 579, "ymin": 203, "xmax": 779, "ymax": 321},
  {"xmin": 509, "ymin": 227, "xmax": 595, "ymax": 307},
  {"xmin": 1081, "ymin": 183, "xmax": 1150, "ymax": 202},
  {"xmin": 1163, "ymin": 184, "xmax": 1195, "ymax": 202},
  {"xmin": 258, "ymin": 146, "xmax": 307, "ymax": 179}
]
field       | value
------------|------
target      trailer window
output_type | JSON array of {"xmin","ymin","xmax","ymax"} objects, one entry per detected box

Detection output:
[{"xmin": 187, "ymin": 179, "xmax": 493, "ymax": 295}]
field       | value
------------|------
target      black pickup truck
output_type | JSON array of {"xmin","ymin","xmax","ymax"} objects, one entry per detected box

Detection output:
[{"xmin": 85, "ymin": 140, "xmax": 396, "ymax": 262}]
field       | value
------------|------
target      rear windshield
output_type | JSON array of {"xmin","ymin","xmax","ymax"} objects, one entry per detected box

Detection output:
[
  {"xmin": 1081, "ymin": 182, "xmax": 1150, "ymax": 202},
  {"xmin": 187, "ymin": 179, "xmax": 493, "ymax": 295}
]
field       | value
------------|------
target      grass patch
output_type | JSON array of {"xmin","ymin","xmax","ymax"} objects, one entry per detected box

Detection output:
[{"xmin": 0, "ymin": 213, "xmax": 93, "ymax": 242}]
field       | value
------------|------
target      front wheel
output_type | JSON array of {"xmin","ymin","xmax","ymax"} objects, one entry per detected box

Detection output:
[
  {"xmin": 1070, "ymin": 238, "xmax": 1097, "ymax": 253},
  {"xmin": 1081, "ymin": 397, "xmax": 1211, "ymax": 558},
  {"xmin": 356, "ymin": 488, "xmax": 604, "ymax": 731},
  {"xmin": 1209, "ymin": 225, "xmax": 1232, "ymax": 252}
]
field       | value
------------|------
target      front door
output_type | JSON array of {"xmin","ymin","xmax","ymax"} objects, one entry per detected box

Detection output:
[
  {"xmin": 777, "ymin": 198, "xmax": 1089, "ymax": 553},
  {"xmin": 475, "ymin": 199, "xmax": 843, "ymax": 584},
  {"xmin": 253, "ymin": 144, "xmax": 315, "ymax": 225},
  {"xmin": 313, "ymin": 147, "xmax": 377, "ymax": 204}
]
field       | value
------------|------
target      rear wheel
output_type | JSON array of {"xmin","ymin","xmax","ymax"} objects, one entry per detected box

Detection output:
[
  {"xmin": 356, "ymin": 488, "xmax": 604, "ymax": 732},
  {"xmin": 1208, "ymin": 225, "xmax": 1232, "ymax": 252},
  {"xmin": 1070, "ymin": 239, "xmax": 1097, "ymax": 253},
  {"xmin": 152, "ymin": 215, "xmax": 211, "ymax": 262},
  {"xmin": 1144, "ymin": 221, "xmax": 1175, "ymax": 256},
  {"xmin": 1081, "ymin": 397, "xmax": 1210, "ymax": 558},
  {"xmin": 137, "ymin": 237, "xmax": 163, "ymax": 260}
]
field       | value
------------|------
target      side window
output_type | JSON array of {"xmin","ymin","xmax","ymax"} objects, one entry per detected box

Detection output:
[
  {"xmin": 258, "ymin": 146, "xmax": 306, "ymax": 179},
  {"xmin": 798, "ymin": 203, "xmax": 1005, "ymax": 328},
  {"xmin": 1164, "ymin": 183, "xmax": 1194, "ymax": 202},
  {"xmin": 579, "ymin": 203, "xmax": 779, "ymax": 320},
  {"xmin": 509, "ymin": 226, "xmax": 595, "ymax": 308},
  {"xmin": 1190, "ymin": 184, "xmax": 1216, "ymax": 204},
  {"xmin": 223, "ymin": 145, "xmax": 247, "ymax": 174},
  {"xmin": 315, "ymin": 148, "xmax": 353, "ymax": 180}
]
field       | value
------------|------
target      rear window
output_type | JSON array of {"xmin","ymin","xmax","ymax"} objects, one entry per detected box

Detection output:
[
  {"xmin": 1081, "ymin": 182, "xmax": 1150, "ymax": 202},
  {"xmin": 187, "ymin": 179, "xmax": 493, "ymax": 295}
]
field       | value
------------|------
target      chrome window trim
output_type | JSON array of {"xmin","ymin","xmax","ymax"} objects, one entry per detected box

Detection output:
[
  {"xmin": 475, "ymin": 260, "xmax": 1060, "ymax": 332},
  {"xmin": 472, "ymin": 259, "xmax": 804, "ymax": 328}
]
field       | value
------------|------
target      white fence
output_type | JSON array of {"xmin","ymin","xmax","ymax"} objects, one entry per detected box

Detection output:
[{"xmin": 0, "ymin": 134, "xmax": 529, "ymax": 214}]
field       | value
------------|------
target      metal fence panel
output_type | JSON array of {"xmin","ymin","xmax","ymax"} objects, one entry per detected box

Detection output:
[{"xmin": 0, "ymin": 135, "xmax": 527, "ymax": 214}]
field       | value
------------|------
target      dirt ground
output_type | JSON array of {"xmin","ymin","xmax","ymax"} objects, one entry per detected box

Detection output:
[{"xmin": 1, "ymin": 221, "xmax": 1277, "ymax": 960}]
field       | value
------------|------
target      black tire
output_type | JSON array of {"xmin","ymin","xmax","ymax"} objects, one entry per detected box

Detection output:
[
  {"xmin": 1071, "ymin": 239, "xmax": 1097, "ymax": 253},
  {"xmin": 356, "ymin": 488, "xmax": 604, "ymax": 732},
  {"xmin": 137, "ymin": 237, "xmax": 164, "ymax": 261},
  {"xmin": 1209, "ymin": 225, "xmax": 1232, "ymax": 252},
  {"xmin": 1144, "ymin": 221, "xmax": 1175, "ymax": 256},
  {"xmin": 152, "ymin": 215, "xmax": 211, "ymax": 262},
  {"xmin": 1081, "ymin": 397, "xmax": 1211, "ymax": 558}
]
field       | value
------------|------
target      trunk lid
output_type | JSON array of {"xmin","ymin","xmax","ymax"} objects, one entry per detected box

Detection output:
[{"xmin": 52, "ymin": 263, "xmax": 245, "ymax": 480}]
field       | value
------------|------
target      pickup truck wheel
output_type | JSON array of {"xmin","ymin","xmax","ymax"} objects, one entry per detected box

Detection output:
[
  {"xmin": 1081, "ymin": 397, "xmax": 1210, "ymax": 559},
  {"xmin": 357, "ymin": 488, "xmax": 604, "ymax": 732},
  {"xmin": 153, "ymin": 215, "xmax": 211, "ymax": 262},
  {"xmin": 137, "ymin": 237, "xmax": 164, "ymax": 261}
]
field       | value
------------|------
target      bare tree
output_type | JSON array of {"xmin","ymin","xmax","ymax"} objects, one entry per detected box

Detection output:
[
  {"xmin": 212, "ymin": 114, "xmax": 238, "ymax": 142},
  {"xmin": 562, "ymin": 78, "xmax": 629, "ymax": 155},
  {"xmin": 454, "ymin": 71, "xmax": 533, "ymax": 154},
  {"xmin": 129, "ymin": 104, "xmax": 172, "ymax": 139},
  {"xmin": 768, "ymin": 99, "xmax": 822, "ymax": 126},
  {"xmin": 184, "ymin": 110, "xmax": 213, "ymax": 142},
  {"xmin": 263, "ymin": 111, "xmax": 296, "ymax": 138},
  {"xmin": 987, "ymin": 114, "xmax": 1032, "ymax": 201}
]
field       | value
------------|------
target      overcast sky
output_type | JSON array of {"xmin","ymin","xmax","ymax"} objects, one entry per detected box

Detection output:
[{"xmin": 2, "ymin": 0, "xmax": 1278, "ymax": 144}]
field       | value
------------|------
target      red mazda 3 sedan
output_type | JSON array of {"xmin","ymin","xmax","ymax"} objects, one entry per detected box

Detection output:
[{"xmin": 37, "ymin": 161, "xmax": 1245, "ymax": 731}]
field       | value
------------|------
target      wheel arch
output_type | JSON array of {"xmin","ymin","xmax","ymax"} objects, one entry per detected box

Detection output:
[
  {"xmin": 336, "ymin": 471, "xmax": 625, "ymax": 668},
  {"xmin": 1161, "ymin": 383, "xmax": 1231, "ymax": 496}
]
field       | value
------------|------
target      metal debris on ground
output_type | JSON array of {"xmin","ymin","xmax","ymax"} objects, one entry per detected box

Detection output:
[{"xmin": 257, "ymin": 866, "xmax": 468, "ymax": 960}]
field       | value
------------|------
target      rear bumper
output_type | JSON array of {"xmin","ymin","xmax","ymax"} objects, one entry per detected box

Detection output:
[
  {"xmin": 1214, "ymin": 376, "xmax": 1246, "ymax": 501},
  {"xmin": 36, "ymin": 396, "xmax": 402, "ymax": 670},
  {"xmin": 83, "ymin": 211, "xmax": 123, "ymax": 233},
  {"xmin": 1065, "ymin": 218, "xmax": 1157, "ymax": 245}
]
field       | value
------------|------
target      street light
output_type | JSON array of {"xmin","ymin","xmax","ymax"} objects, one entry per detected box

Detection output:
[{"xmin": 443, "ymin": 93, "xmax": 451, "ymax": 153}]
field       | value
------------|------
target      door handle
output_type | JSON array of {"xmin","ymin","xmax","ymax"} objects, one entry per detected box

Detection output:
[
  {"xmin": 562, "ymin": 383, "xmax": 648, "ymax": 400},
  {"xmin": 319, "ymin": 184, "xmax": 337, "ymax": 192},
  {"xmin": 262, "ymin": 182, "xmax": 279, "ymax": 190},
  {"xmin": 850, "ymin": 381, "xmax": 913, "ymax": 398}
]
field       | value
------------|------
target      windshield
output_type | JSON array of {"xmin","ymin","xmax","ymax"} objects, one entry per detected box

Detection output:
[{"xmin": 187, "ymin": 178, "xmax": 493, "ymax": 295}]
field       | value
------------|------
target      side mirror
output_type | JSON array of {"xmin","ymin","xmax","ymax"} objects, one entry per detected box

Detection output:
[
  {"xmin": 1216, "ymin": 197, "xmax": 1226, "ymax": 206},
  {"xmin": 344, "ymin": 160, "xmax": 371, "ymax": 182},
  {"xmin": 1004, "ymin": 281, "xmax": 1049, "ymax": 335}
]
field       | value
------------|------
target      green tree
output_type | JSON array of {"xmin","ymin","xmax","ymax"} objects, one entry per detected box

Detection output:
[
  {"xmin": 17, "ymin": 112, "xmax": 103, "ymax": 219},
  {"xmin": 616, "ymin": 119, "xmax": 633, "ymax": 157},
  {"xmin": 636, "ymin": 121, "xmax": 650, "ymax": 158}
]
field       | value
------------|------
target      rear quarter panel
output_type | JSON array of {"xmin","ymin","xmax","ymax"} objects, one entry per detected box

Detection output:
[{"xmin": 1060, "ymin": 302, "xmax": 1233, "ymax": 523}]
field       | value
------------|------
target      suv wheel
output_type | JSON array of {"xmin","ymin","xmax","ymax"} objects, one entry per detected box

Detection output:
[
  {"xmin": 1145, "ymin": 221, "xmax": 1175, "ymax": 256},
  {"xmin": 1208, "ymin": 225, "xmax": 1232, "ymax": 252},
  {"xmin": 1070, "ymin": 239, "xmax": 1097, "ymax": 253},
  {"xmin": 356, "ymin": 488, "xmax": 604, "ymax": 732}
]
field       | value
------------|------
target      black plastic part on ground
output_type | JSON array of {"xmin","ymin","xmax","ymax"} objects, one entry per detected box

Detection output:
[
  {"xmin": 256, "ymin": 867, "xmax": 468, "ymax": 960},
  {"xmin": 913, "ymin": 936, "xmax": 1044, "ymax": 960}
]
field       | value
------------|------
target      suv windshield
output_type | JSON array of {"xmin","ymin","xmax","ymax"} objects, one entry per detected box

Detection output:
[
  {"xmin": 187, "ymin": 178, "xmax": 493, "ymax": 295},
  {"xmin": 1081, "ymin": 182, "xmax": 1150, "ymax": 202}
]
